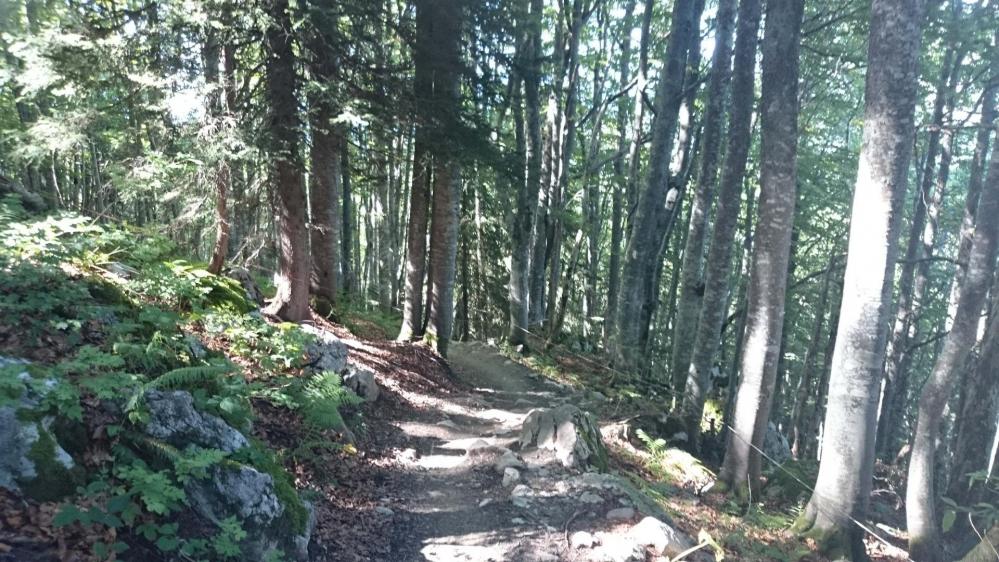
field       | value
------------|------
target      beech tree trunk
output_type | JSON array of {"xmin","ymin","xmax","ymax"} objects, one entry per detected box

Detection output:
[
  {"xmin": 790, "ymin": 254, "xmax": 837, "ymax": 460},
  {"xmin": 509, "ymin": 0, "xmax": 544, "ymax": 347},
  {"xmin": 669, "ymin": 0, "xmax": 735, "ymax": 394},
  {"xmin": 906, "ymin": 98, "xmax": 999, "ymax": 562},
  {"xmin": 792, "ymin": 1, "xmax": 925, "ymax": 558},
  {"xmin": 678, "ymin": 0, "xmax": 761, "ymax": 421},
  {"xmin": 715, "ymin": 0, "xmax": 803, "ymax": 488},
  {"xmin": 262, "ymin": 0, "xmax": 311, "ymax": 322},
  {"xmin": 611, "ymin": 0, "xmax": 698, "ymax": 371}
]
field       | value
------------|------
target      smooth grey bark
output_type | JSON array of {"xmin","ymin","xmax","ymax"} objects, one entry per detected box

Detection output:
[
  {"xmin": 906, "ymin": 105, "xmax": 999, "ymax": 562},
  {"xmin": 722, "ymin": 185, "xmax": 757, "ymax": 436},
  {"xmin": 715, "ymin": 0, "xmax": 803, "ymax": 489},
  {"xmin": 669, "ymin": 0, "xmax": 736, "ymax": 393},
  {"xmin": 790, "ymin": 254, "xmax": 837, "ymax": 460},
  {"xmin": 611, "ymin": 0, "xmax": 698, "ymax": 371},
  {"xmin": 876, "ymin": 14, "xmax": 962, "ymax": 457},
  {"xmin": 792, "ymin": 1, "xmax": 925, "ymax": 557},
  {"xmin": 804, "ymin": 282, "xmax": 842, "ymax": 462},
  {"xmin": 946, "ymin": 305, "xmax": 999, "ymax": 541},
  {"xmin": 262, "ymin": 0, "xmax": 311, "ymax": 322},
  {"xmin": 606, "ymin": 0, "xmax": 637, "ymax": 346},
  {"xmin": 677, "ymin": 0, "xmax": 762, "ymax": 422},
  {"xmin": 398, "ymin": 1, "xmax": 434, "ymax": 341},
  {"xmin": 508, "ymin": 0, "xmax": 543, "ymax": 347}
]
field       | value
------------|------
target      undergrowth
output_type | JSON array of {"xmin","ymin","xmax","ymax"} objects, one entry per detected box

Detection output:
[{"xmin": 0, "ymin": 199, "xmax": 358, "ymax": 560}]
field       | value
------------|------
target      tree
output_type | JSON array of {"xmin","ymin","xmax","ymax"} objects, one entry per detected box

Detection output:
[
  {"xmin": 262, "ymin": 0, "xmax": 311, "ymax": 322},
  {"xmin": 906, "ymin": 85, "xmax": 999, "ymax": 562},
  {"xmin": 669, "ymin": 0, "xmax": 736, "ymax": 394},
  {"xmin": 677, "ymin": 0, "xmax": 761, "ymax": 428},
  {"xmin": 398, "ymin": 0, "xmax": 434, "ymax": 341},
  {"xmin": 508, "ymin": 0, "xmax": 543, "ymax": 347},
  {"xmin": 611, "ymin": 0, "xmax": 698, "ymax": 370},
  {"xmin": 306, "ymin": 0, "xmax": 343, "ymax": 310},
  {"xmin": 424, "ymin": 0, "xmax": 464, "ymax": 357},
  {"xmin": 714, "ymin": 0, "xmax": 803, "ymax": 489},
  {"xmin": 792, "ymin": 1, "xmax": 925, "ymax": 557}
]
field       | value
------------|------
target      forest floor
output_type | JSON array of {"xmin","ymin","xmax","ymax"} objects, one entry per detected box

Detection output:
[{"xmin": 310, "ymin": 317, "xmax": 912, "ymax": 562}]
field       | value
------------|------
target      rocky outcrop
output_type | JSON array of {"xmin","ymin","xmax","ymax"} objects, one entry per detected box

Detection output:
[
  {"xmin": 343, "ymin": 364, "xmax": 379, "ymax": 402},
  {"xmin": 300, "ymin": 324, "xmax": 348, "ymax": 375},
  {"xmin": 144, "ymin": 390, "xmax": 249, "ymax": 452},
  {"xmin": 0, "ymin": 358, "xmax": 80, "ymax": 501},
  {"xmin": 141, "ymin": 389, "xmax": 314, "ymax": 561},
  {"xmin": 519, "ymin": 405, "xmax": 608, "ymax": 470}
]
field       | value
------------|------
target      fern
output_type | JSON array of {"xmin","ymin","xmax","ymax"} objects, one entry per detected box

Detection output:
[
  {"xmin": 147, "ymin": 365, "xmax": 234, "ymax": 391},
  {"xmin": 300, "ymin": 372, "xmax": 362, "ymax": 431}
]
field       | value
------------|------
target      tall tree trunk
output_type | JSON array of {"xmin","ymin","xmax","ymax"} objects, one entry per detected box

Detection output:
[
  {"xmin": 398, "ymin": 0, "xmax": 434, "ymax": 340},
  {"xmin": 876, "ymin": 9, "xmax": 961, "ymax": 457},
  {"xmin": 204, "ymin": 32, "xmax": 232, "ymax": 276},
  {"xmin": 790, "ymin": 254, "xmax": 837, "ymax": 460},
  {"xmin": 611, "ymin": 0, "xmax": 698, "ymax": 371},
  {"xmin": 792, "ymin": 1, "xmax": 925, "ymax": 557},
  {"xmin": 678, "ymin": 0, "xmax": 762, "ymax": 419},
  {"xmin": 714, "ymin": 0, "xmax": 802, "ymax": 487},
  {"xmin": 509, "ymin": 0, "xmax": 543, "ymax": 347},
  {"xmin": 669, "ymin": 0, "xmax": 736, "ymax": 393},
  {"xmin": 906, "ymin": 102, "xmax": 999, "ymax": 562},
  {"xmin": 262, "ymin": 0, "xmax": 311, "ymax": 322},
  {"xmin": 341, "ymin": 135, "xmax": 355, "ymax": 294},
  {"xmin": 803, "ymin": 284, "xmax": 841, "ymax": 461},
  {"xmin": 306, "ymin": 4, "xmax": 342, "ymax": 309},
  {"xmin": 424, "ymin": 0, "xmax": 463, "ymax": 357},
  {"xmin": 605, "ymin": 0, "xmax": 637, "ymax": 346}
]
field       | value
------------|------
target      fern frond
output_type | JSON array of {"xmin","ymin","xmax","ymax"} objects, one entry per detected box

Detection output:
[
  {"xmin": 300, "ymin": 372, "xmax": 361, "ymax": 430},
  {"xmin": 146, "ymin": 364, "xmax": 234, "ymax": 391}
]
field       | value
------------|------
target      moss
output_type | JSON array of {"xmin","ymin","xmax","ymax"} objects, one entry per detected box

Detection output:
[
  {"xmin": 236, "ymin": 441, "xmax": 309, "ymax": 536},
  {"xmin": 18, "ymin": 425, "xmax": 82, "ymax": 501}
]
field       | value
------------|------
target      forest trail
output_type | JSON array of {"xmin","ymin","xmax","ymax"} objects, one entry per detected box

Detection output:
[{"xmin": 375, "ymin": 341, "xmax": 682, "ymax": 562}]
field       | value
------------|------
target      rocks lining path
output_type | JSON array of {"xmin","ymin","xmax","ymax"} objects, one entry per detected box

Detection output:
[{"xmin": 378, "ymin": 341, "xmax": 704, "ymax": 562}]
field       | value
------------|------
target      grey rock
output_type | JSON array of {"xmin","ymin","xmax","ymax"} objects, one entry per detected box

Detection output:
[
  {"xmin": 606, "ymin": 507, "xmax": 636, "ymax": 521},
  {"xmin": 106, "ymin": 261, "xmax": 139, "ymax": 279},
  {"xmin": 343, "ymin": 364, "xmax": 379, "ymax": 402},
  {"xmin": 502, "ymin": 467, "xmax": 521, "ymax": 487},
  {"xmin": 184, "ymin": 334, "xmax": 208, "ymax": 360},
  {"xmin": 579, "ymin": 491, "xmax": 603, "ymax": 504},
  {"xmin": 186, "ymin": 464, "xmax": 314, "ymax": 561},
  {"xmin": 590, "ymin": 534, "xmax": 644, "ymax": 562},
  {"xmin": 0, "ymin": 359, "xmax": 77, "ymax": 499},
  {"xmin": 627, "ymin": 516, "xmax": 695, "ymax": 558},
  {"xmin": 511, "ymin": 517, "xmax": 527, "ymax": 525},
  {"xmin": 763, "ymin": 422, "xmax": 792, "ymax": 466},
  {"xmin": 300, "ymin": 324, "xmax": 349, "ymax": 375},
  {"xmin": 478, "ymin": 498, "xmax": 493, "ymax": 508},
  {"xmin": 571, "ymin": 531, "xmax": 598, "ymax": 549},
  {"xmin": 493, "ymin": 450, "xmax": 526, "ymax": 473},
  {"xmin": 226, "ymin": 267, "xmax": 264, "ymax": 305},
  {"xmin": 437, "ymin": 419, "xmax": 459, "ymax": 429},
  {"xmin": 375, "ymin": 506, "xmax": 394, "ymax": 517},
  {"xmin": 519, "ymin": 405, "xmax": 608, "ymax": 470},
  {"xmin": 144, "ymin": 390, "xmax": 248, "ymax": 453}
]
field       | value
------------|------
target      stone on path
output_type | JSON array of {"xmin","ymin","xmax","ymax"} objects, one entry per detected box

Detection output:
[
  {"xmin": 519, "ymin": 404, "xmax": 608, "ymax": 470},
  {"xmin": 502, "ymin": 467, "xmax": 521, "ymax": 487},
  {"xmin": 627, "ymin": 516, "xmax": 696, "ymax": 558},
  {"xmin": 606, "ymin": 507, "xmax": 636, "ymax": 521}
]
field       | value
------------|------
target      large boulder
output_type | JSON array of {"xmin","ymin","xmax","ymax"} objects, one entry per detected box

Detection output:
[
  {"xmin": 763, "ymin": 422, "xmax": 791, "ymax": 466},
  {"xmin": 144, "ymin": 390, "xmax": 248, "ymax": 452},
  {"xmin": 342, "ymin": 364, "xmax": 379, "ymax": 402},
  {"xmin": 519, "ymin": 405, "xmax": 608, "ymax": 470},
  {"xmin": 627, "ymin": 516, "xmax": 696, "ymax": 558},
  {"xmin": 185, "ymin": 465, "xmax": 314, "ymax": 561},
  {"xmin": 142, "ymin": 389, "xmax": 314, "ymax": 561},
  {"xmin": 0, "ymin": 358, "xmax": 80, "ymax": 501},
  {"xmin": 300, "ymin": 324, "xmax": 348, "ymax": 375}
]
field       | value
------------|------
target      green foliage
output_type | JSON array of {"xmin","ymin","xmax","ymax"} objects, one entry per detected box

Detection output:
[
  {"xmin": 300, "ymin": 371, "xmax": 362, "ymax": 431},
  {"xmin": 147, "ymin": 364, "xmax": 235, "ymax": 391},
  {"xmin": 202, "ymin": 310, "xmax": 312, "ymax": 370}
]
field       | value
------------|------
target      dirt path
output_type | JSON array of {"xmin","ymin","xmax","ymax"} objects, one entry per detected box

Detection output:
[{"xmin": 368, "ymin": 341, "xmax": 694, "ymax": 562}]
